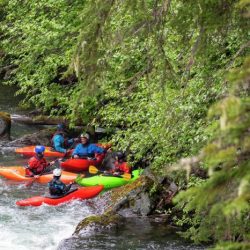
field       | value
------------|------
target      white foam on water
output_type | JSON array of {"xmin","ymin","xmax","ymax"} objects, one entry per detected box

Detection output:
[{"xmin": 0, "ymin": 181, "xmax": 95, "ymax": 250}]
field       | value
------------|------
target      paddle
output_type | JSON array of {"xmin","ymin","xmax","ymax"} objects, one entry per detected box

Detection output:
[
  {"xmin": 25, "ymin": 171, "xmax": 45, "ymax": 187},
  {"xmin": 89, "ymin": 165, "xmax": 131, "ymax": 181},
  {"xmin": 25, "ymin": 159, "xmax": 58, "ymax": 187},
  {"xmin": 64, "ymin": 137, "xmax": 79, "ymax": 157}
]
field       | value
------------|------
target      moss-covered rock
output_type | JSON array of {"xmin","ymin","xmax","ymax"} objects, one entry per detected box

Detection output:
[
  {"xmin": 74, "ymin": 169, "xmax": 179, "ymax": 235},
  {"xmin": 6, "ymin": 128, "xmax": 53, "ymax": 147},
  {"xmin": 74, "ymin": 211, "xmax": 124, "ymax": 236}
]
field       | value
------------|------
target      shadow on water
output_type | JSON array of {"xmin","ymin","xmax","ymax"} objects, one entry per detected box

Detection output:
[{"xmin": 58, "ymin": 217, "xmax": 207, "ymax": 250}]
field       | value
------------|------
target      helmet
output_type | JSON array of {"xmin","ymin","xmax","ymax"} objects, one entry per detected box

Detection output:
[
  {"xmin": 116, "ymin": 151, "xmax": 125, "ymax": 160},
  {"xmin": 35, "ymin": 145, "xmax": 45, "ymax": 154},
  {"xmin": 57, "ymin": 123, "xmax": 65, "ymax": 131},
  {"xmin": 53, "ymin": 168, "xmax": 62, "ymax": 177},
  {"xmin": 80, "ymin": 133, "xmax": 90, "ymax": 140}
]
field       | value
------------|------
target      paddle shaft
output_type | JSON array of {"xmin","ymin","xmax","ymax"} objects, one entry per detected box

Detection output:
[
  {"xmin": 25, "ymin": 159, "xmax": 58, "ymax": 187},
  {"xmin": 89, "ymin": 165, "xmax": 131, "ymax": 180}
]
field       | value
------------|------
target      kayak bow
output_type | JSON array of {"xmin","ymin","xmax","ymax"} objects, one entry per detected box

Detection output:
[
  {"xmin": 15, "ymin": 146, "xmax": 72, "ymax": 158},
  {"xmin": 76, "ymin": 169, "xmax": 141, "ymax": 190}
]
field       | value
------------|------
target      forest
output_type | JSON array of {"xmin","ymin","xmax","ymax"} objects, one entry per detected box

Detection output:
[{"xmin": 0, "ymin": 0, "xmax": 249, "ymax": 249}]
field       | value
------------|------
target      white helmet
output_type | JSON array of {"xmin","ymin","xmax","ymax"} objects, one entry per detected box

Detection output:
[
  {"xmin": 80, "ymin": 133, "xmax": 90, "ymax": 140},
  {"xmin": 53, "ymin": 168, "xmax": 62, "ymax": 177}
]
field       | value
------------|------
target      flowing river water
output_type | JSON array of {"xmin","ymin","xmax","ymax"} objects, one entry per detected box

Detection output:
[{"xmin": 0, "ymin": 83, "xmax": 206, "ymax": 250}]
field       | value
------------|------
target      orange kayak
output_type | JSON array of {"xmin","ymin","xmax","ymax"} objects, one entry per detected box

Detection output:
[
  {"xmin": 15, "ymin": 143, "xmax": 111, "ymax": 158},
  {"xmin": 15, "ymin": 146, "xmax": 73, "ymax": 157},
  {"xmin": 0, "ymin": 166, "xmax": 78, "ymax": 184}
]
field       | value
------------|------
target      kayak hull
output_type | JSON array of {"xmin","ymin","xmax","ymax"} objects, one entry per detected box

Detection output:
[
  {"xmin": 15, "ymin": 146, "xmax": 72, "ymax": 158},
  {"xmin": 15, "ymin": 143, "xmax": 111, "ymax": 158},
  {"xmin": 16, "ymin": 186, "xmax": 103, "ymax": 206},
  {"xmin": 60, "ymin": 154, "xmax": 105, "ymax": 172},
  {"xmin": 76, "ymin": 169, "xmax": 141, "ymax": 190},
  {"xmin": 0, "ymin": 166, "xmax": 78, "ymax": 184}
]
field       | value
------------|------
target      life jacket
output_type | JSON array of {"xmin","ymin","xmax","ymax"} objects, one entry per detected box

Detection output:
[
  {"xmin": 114, "ymin": 161, "xmax": 131, "ymax": 174},
  {"xmin": 51, "ymin": 131, "xmax": 68, "ymax": 148},
  {"xmin": 73, "ymin": 143, "xmax": 105, "ymax": 158},
  {"xmin": 48, "ymin": 178, "xmax": 67, "ymax": 196},
  {"xmin": 25, "ymin": 156, "xmax": 47, "ymax": 176}
]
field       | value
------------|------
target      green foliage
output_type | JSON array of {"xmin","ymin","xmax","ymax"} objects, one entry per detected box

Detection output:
[
  {"xmin": 213, "ymin": 242, "xmax": 250, "ymax": 250},
  {"xmin": 1, "ymin": 0, "xmax": 86, "ymax": 118},
  {"xmin": 174, "ymin": 55, "xmax": 250, "ymax": 246}
]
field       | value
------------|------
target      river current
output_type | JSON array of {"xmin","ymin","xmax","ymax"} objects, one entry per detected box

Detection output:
[{"xmin": 0, "ymin": 83, "xmax": 206, "ymax": 250}]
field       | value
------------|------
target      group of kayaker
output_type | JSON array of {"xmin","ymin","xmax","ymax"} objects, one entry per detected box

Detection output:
[
  {"xmin": 51, "ymin": 123, "xmax": 76, "ymax": 154},
  {"xmin": 51, "ymin": 123, "xmax": 106, "ymax": 158},
  {"xmin": 24, "ymin": 123, "xmax": 132, "ymax": 197},
  {"xmin": 24, "ymin": 145, "xmax": 71, "ymax": 195}
]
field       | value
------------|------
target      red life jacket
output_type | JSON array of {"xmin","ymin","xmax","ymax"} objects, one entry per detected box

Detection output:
[
  {"xmin": 114, "ymin": 161, "xmax": 131, "ymax": 173},
  {"xmin": 25, "ymin": 156, "xmax": 48, "ymax": 176}
]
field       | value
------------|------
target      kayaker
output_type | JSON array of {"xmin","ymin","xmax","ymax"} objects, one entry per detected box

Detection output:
[
  {"xmin": 105, "ymin": 151, "xmax": 131, "ymax": 176},
  {"xmin": 51, "ymin": 123, "xmax": 77, "ymax": 154},
  {"xmin": 25, "ymin": 145, "xmax": 55, "ymax": 177},
  {"xmin": 72, "ymin": 133, "xmax": 105, "ymax": 159},
  {"xmin": 48, "ymin": 168, "xmax": 72, "ymax": 196}
]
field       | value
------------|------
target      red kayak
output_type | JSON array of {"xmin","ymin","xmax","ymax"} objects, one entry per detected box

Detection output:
[
  {"xmin": 60, "ymin": 153, "xmax": 105, "ymax": 172},
  {"xmin": 16, "ymin": 186, "xmax": 103, "ymax": 206},
  {"xmin": 15, "ymin": 146, "xmax": 73, "ymax": 158}
]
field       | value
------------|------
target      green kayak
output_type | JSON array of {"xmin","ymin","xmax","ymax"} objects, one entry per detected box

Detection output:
[{"xmin": 75, "ymin": 169, "xmax": 141, "ymax": 190}]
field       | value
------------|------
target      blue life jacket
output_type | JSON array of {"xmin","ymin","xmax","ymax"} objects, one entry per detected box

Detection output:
[
  {"xmin": 72, "ymin": 143, "xmax": 105, "ymax": 158},
  {"xmin": 51, "ymin": 132, "xmax": 74, "ymax": 153}
]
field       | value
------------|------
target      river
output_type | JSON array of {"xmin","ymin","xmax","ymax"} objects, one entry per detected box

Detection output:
[{"xmin": 0, "ymin": 83, "xmax": 206, "ymax": 250}]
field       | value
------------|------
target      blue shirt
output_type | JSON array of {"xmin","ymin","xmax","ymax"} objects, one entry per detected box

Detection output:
[
  {"xmin": 72, "ymin": 143, "xmax": 105, "ymax": 158},
  {"xmin": 53, "ymin": 134, "xmax": 74, "ymax": 153}
]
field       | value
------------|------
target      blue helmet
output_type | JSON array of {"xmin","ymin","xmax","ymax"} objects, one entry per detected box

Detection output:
[
  {"xmin": 57, "ymin": 123, "xmax": 65, "ymax": 131},
  {"xmin": 35, "ymin": 145, "xmax": 45, "ymax": 154}
]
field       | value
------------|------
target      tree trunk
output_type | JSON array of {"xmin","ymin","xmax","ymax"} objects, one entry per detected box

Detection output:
[{"xmin": 0, "ymin": 112, "xmax": 11, "ymax": 140}]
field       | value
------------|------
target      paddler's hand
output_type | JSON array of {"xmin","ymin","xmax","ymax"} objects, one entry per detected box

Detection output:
[
  {"xmin": 65, "ymin": 149, "xmax": 72, "ymax": 156},
  {"xmin": 74, "ymin": 138, "xmax": 80, "ymax": 143},
  {"xmin": 34, "ymin": 175, "xmax": 39, "ymax": 179},
  {"xmin": 73, "ymin": 155, "xmax": 80, "ymax": 159},
  {"xmin": 113, "ymin": 172, "xmax": 121, "ymax": 176},
  {"xmin": 103, "ymin": 171, "xmax": 112, "ymax": 176},
  {"xmin": 49, "ymin": 161, "xmax": 55, "ymax": 166}
]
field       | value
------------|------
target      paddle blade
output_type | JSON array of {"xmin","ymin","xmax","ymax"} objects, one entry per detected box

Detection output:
[
  {"xmin": 25, "ymin": 178, "xmax": 36, "ymax": 187},
  {"xmin": 89, "ymin": 165, "xmax": 99, "ymax": 174},
  {"xmin": 121, "ymin": 173, "xmax": 131, "ymax": 180}
]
